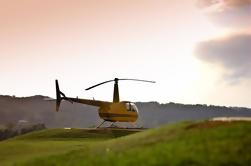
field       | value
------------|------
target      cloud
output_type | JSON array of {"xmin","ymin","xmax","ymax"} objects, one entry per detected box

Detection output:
[
  {"xmin": 195, "ymin": 34, "xmax": 251, "ymax": 81},
  {"xmin": 196, "ymin": 0, "xmax": 251, "ymax": 82},
  {"xmin": 196, "ymin": 0, "xmax": 251, "ymax": 28},
  {"xmin": 197, "ymin": 0, "xmax": 251, "ymax": 8}
]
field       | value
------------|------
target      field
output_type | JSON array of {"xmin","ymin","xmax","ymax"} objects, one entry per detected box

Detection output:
[{"xmin": 0, "ymin": 120, "xmax": 250, "ymax": 166}]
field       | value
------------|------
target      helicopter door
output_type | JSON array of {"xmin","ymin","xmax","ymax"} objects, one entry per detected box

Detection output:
[
  {"xmin": 126, "ymin": 103, "xmax": 131, "ymax": 111},
  {"xmin": 125, "ymin": 103, "xmax": 138, "ymax": 112}
]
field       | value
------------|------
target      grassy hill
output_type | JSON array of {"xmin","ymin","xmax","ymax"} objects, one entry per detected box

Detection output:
[{"xmin": 0, "ymin": 120, "xmax": 250, "ymax": 166}]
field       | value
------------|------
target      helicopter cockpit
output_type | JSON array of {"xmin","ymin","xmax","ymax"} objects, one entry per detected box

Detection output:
[{"xmin": 125, "ymin": 102, "xmax": 138, "ymax": 113}]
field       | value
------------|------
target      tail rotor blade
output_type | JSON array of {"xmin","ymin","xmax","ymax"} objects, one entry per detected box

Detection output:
[{"xmin": 55, "ymin": 80, "xmax": 62, "ymax": 112}]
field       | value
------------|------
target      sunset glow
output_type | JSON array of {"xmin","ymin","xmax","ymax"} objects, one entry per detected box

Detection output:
[{"xmin": 0, "ymin": 0, "xmax": 250, "ymax": 107}]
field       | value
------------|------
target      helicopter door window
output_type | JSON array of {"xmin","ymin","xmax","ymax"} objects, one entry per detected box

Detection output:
[
  {"xmin": 131, "ymin": 104, "xmax": 137, "ymax": 112},
  {"xmin": 126, "ymin": 103, "xmax": 134, "ymax": 112},
  {"xmin": 126, "ymin": 103, "xmax": 130, "ymax": 111}
]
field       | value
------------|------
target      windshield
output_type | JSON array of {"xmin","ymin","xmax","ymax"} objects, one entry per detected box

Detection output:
[{"xmin": 125, "ymin": 103, "xmax": 138, "ymax": 113}]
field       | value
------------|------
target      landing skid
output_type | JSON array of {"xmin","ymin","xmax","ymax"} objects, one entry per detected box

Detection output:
[
  {"xmin": 96, "ymin": 120, "xmax": 142, "ymax": 129},
  {"xmin": 96, "ymin": 120, "xmax": 106, "ymax": 128},
  {"xmin": 96, "ymin": 120, "xmax": 117, "ymax": 128}
]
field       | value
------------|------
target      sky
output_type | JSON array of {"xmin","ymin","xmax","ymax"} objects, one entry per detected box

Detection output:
[{"xmin": 0, "ymin": 0, "xmax": 250, "ymax": 107}]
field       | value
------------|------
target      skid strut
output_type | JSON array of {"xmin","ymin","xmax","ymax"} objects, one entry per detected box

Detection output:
[{"xmin": 96, "ymin": 120, "xmax": 106, "ymax": 128}]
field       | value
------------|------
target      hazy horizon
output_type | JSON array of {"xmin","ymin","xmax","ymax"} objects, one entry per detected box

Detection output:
[{"xmin": 0, "ymin": 0, "xmax": 250, "ymax": 107}]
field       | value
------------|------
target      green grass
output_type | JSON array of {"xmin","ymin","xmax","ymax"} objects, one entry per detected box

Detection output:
[
  {"xmin": 0, "ymin": 121, "xmax": 250, "ymax": 166},
  {"xmin": 0, "ymin": 128, "xmax": 139, "ymax": 166},
  {"xmin": 14, "ymin": 128, "xmax": 139, "ymax": 140}
]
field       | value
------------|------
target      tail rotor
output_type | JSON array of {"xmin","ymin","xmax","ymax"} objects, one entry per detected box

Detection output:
[{"xmin": 55, "ymin": 80, "xmax": 62, "ymax": 112}]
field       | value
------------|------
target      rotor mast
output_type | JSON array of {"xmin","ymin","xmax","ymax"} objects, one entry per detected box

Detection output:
[{"xmin": 113, "ymin": 78, "xmax": 120, "ymax": 103}]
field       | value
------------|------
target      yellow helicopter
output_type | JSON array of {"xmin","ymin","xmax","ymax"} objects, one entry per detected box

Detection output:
[{"xmin": 55, "ymin": 78, "xmax": 155, "ymax": 128}]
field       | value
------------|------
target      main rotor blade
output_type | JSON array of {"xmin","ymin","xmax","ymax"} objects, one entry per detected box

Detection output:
[
  {"xmin": 118, "ymin": 79, "xmax": 156, "ymax": 83},
  {"xmin": 85, "ymin": 78, "xmax": 156, "ymax": 91},
  {"xmin": 85, "ymin": 79, "xmax": 114, "ymax": 90}
]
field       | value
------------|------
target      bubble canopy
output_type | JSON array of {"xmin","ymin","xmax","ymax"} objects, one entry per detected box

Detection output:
[{"xmin": 124, "ymin": 102, "xmax": 139, "ymax": 113}]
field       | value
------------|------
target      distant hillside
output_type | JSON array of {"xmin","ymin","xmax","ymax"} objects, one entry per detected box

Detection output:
[
  {"xmin": 0, "ymin": 95, "xmax": 250, "ymax": 128},
  {"xmin": 0, "ymin": 95, "xmax": 98, "ymax": 128},
  {"xmin": 136, "ymin": 102, "xmax": 251, "ymax": 127}
]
